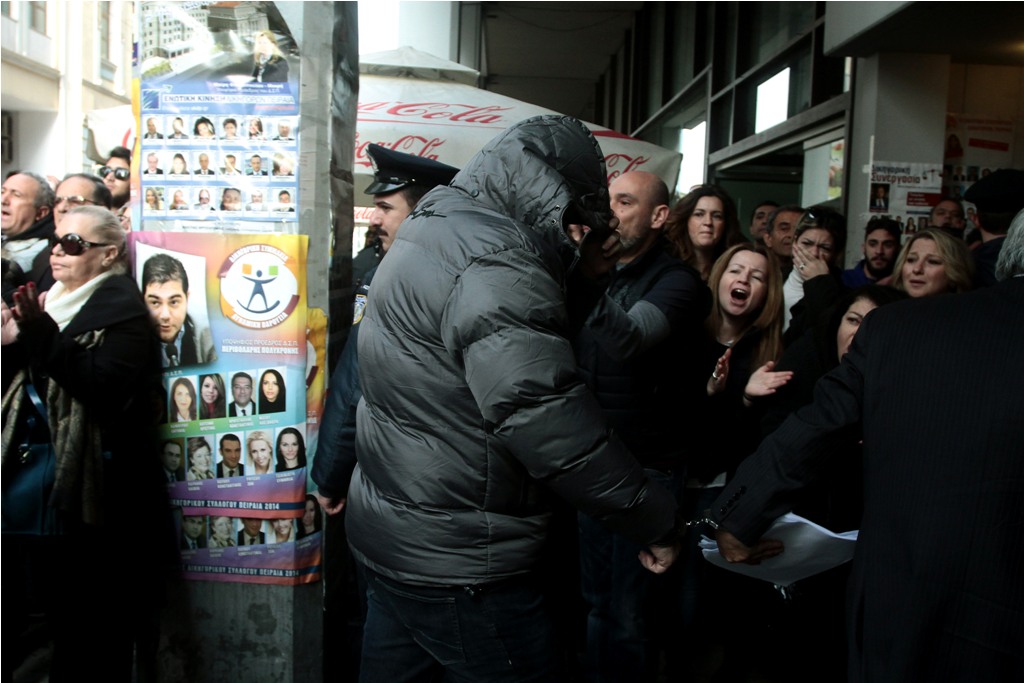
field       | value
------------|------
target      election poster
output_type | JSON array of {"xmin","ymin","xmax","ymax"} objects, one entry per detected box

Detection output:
[
  {"xmin": 138, "ymin": 1, "xmax": 301, "ymax": 233},
  {"xmin": 943, "ymin": 114, "xmax": 1015, "ymax": 232},
  {"xmin": 867, "ymin": 161, "xmax": 942, "ymax": 237},
  {"xmin": 132, "ymin": 231, "xmax": 322, "ymax": 584}
]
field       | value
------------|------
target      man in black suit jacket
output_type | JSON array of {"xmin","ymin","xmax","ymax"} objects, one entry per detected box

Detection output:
[
  {"xmin": 711, "ymin": 213, "xmax": 1024, "ymax": 681},
  {"xmin": 238, "ymin": 518, "xmax": 266, "ymax": 545},
  {"xmin": 228, "ymin": 372, "xmax": 257, "ymax": 416},
  {"xmin": 181, "ymin": 515, "xmax": 207, "ymax": 550},
  {"xmin": 216, "ymin": 433, "xmax": 244, "ymax": 477},
  {"xmin": 160, "ymin": 439, "xmax": 185, "ymax": 483}
]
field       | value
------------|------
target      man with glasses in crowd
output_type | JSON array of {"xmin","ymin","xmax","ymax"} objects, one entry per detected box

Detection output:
[{"xmin": 99, "ymin": 147, "xmax": 132, "ymax": 210}]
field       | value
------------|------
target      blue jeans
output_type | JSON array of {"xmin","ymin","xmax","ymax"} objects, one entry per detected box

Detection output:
[
  {"xmin": 359, "ymin": 570, "xmax": 559, "ymax": 683},
  {"xmin": 578, "ymin": 469, "xmax": 681, "ymax": 683}
]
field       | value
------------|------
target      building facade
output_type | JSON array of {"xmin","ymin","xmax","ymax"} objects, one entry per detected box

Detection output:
[
  {"xmin": 2, "ymin": 0, "xmax": 134, "ymax": 179},
  {"xmin": 385, "ymin": 0, "xmax": 1024, "ymax": 264}
]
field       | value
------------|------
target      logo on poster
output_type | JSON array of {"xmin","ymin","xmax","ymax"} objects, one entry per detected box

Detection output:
[{"xmin": 220, "ymin": 245, "xmax": 300, "ymax": 329}]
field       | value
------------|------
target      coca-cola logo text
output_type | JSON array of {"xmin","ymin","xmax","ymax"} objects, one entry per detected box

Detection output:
[
  {"xmin": 358, "ymin": 102, "xmax": 513, "ymax": 126},
  {"xmin": 354, "ymin": 134, "xmax": 447, "ymax": 169},
  {"xmin": 605, "ymin": 154, "xmax": 651, "ymax": 182}
]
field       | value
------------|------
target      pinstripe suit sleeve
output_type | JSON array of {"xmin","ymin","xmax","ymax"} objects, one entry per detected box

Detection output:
[{"xmin": 710, "ymin": 315, "xmax": 870, "ymax": 546}]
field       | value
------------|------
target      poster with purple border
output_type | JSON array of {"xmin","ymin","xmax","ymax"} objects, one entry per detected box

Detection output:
[
  {"xmin": 133, "ymin": 231, "xmax": 321, "ymax": 583},
  {"xmin": 178, "ymin": 512, "xmax": 323, "ymax": 585},
  {"xmin": 139, "ymin": 1, "xmax": 301, "ymax": 232}
]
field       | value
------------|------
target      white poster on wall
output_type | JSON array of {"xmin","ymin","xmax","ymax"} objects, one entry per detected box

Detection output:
[{"xmin": 866, "ymin": 162, "xmax": 943, "ymax": 237}]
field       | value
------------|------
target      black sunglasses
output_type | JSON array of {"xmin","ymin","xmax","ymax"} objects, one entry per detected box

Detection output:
[
  {"xmin": 99, "ymin": 166, "xmax": 131, "ymax": 181},
  {"xmin": 49, "ymin": 233, "xmax": 113, "ymax": 256}
]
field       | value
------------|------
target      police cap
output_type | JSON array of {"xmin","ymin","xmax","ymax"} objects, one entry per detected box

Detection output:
[{"xmin": 364, "ymin": 144, "xmax": 459, "ymax": 196}]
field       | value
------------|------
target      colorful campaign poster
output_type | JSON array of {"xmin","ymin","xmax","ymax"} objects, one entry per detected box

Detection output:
[
  {"xmin": 304, "ymin": 307, "xmax": 328, "ymax": 491},
  {"xmin": 133, "ymin": 231, "xmax": 320, "ymax": 584},
  {"xmin": 176, "ymin": 510, "xmax": 322, "ymax": 585},
  {"xmin": 867, "ymin": 162, "xmax": 943, "ymax": 237},
  {"xmin": 138, "ymin": 1, "xmax": 300, "ymax": 233}
]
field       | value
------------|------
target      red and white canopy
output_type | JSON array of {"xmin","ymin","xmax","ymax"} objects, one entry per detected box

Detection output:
[{"xmin": 355, "ymin": 47, "xmax": 681, "ymax": 207}]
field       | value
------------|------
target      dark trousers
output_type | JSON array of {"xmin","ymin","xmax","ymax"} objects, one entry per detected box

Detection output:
[
  {"xmin": 578, "ymin": 469, "xmax": 681, "ymax": 683},
  {"xmin": 359, "ymin": 569, "xmax": 560, "ymax": 683}
]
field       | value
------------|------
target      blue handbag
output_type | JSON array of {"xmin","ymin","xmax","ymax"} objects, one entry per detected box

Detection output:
[{"xmin": 1, "ymin": 384, "xmax": 63, "ymax": 535}]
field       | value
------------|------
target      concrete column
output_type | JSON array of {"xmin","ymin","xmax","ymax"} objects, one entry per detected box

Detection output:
[
  {"xmin": 154, "ymin": 4, "xmax": 357, "ymax": 680},
  {"xmin": 846, "ymin": 52, "xmax": 950, "ymax": 261},
  {"xmin": 59, "ymin": 0, "xmax": 85, "ymax": 172}
]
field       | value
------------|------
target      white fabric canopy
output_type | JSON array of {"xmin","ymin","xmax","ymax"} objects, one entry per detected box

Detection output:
[{"xmin": 355, "ymin": 47, "xmax": 681, "ymax": 207}]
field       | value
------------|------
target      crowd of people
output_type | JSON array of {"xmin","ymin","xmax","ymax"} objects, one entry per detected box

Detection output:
[
  {"xmin": 312, "ymin": 120, "xmax": 1023, "ymax": 683},
  {"xmin": 0, "ymin": 147, "xmax": 176, "ymax": 680},
  {"xmin": 2, "ymin": 118, "xmax": 1022, "ymax": 682}
]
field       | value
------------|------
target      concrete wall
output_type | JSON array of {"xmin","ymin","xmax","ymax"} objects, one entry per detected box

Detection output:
[
  {"xmin": 948, "ymin": 63, "xmax": 1024, "ymax": 169},
  {"xmin": 846, "ymin": 52, "xmax": 950, "ymax": 261},
  {"xmin": 397, "ymin": 1, "xmax": 457, "ymax": 60},
  {"xmin": 823, "ymin": 1, "xmax": 911, "ymax": 55}
]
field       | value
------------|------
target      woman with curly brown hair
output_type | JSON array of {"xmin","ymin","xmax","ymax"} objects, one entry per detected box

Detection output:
[{"xmin": 664, "ymin": 185, "xmax": 745, "ymax": 282}]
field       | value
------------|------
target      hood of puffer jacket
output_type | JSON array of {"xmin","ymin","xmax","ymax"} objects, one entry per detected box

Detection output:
[{"xmin": 448, "ymin": 115, "xmax": 612, "ymax": 256}]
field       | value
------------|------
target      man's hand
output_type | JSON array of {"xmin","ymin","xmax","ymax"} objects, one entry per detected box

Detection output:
[
  {"xmin": 315, "ymin": 491, "xmax": 346, "ymax": 516},
  {"xmin": 716, "ymin": 528, "xmax": 784, "ymax": 565},
  {"xmin": 571, "ymin": 216, "xmax": 622, "ymax": 280},
  {"xmin": 638, "ymin": 541, "xmax": 680, "ymax": 574}
]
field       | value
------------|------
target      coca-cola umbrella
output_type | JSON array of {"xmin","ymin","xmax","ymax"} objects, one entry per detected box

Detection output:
[{"xmin": 354, "ymin": 47, "xmax": 682, "ymax": 209}]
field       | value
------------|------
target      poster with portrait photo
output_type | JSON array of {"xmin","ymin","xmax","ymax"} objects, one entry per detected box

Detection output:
[
  {"xmin": 135, "ymin": 243, "xmax": 218, "ymax": 370},
  {"xmin": 134, "ymin": 232, "xmax": 308, "ymax": 526},
  {"xmin": 268, "ymin": 518, "xmax": 296, "ymax": 544},
  {"xmin": 184, "ymin": 435, "xmax": 216, "ymax": 482},
  {"xmin": 237, "ymin": 517, "xmax": 267, "ymax": 546},
  {"xmin": 138, "ymin": 1, "xmax": 302, "ymax": 234},
  {"xmin": 167, "ymin": 375, "xmax": 199, "ymax": 425},
  {"xmin": 245, "ymin": 429, "xmax": 276, "ymax": 477},
  {"xmin": 160, "ymin": 437, "xmax": 187, "ymax": 484},
  {"xmin": 863, "ymin": 162, "xmax": 940, "ymax": 235},
  {"xmin": 273, "ymin": 424, "xmax": 307, "ymax": 473},
  {"xmin": 207, "ymin": 515, "xmax": 237, "ymax": 549},
  {"xmin": 179, "ymin": 512, "xmax": 208, "ymax": 552},
  {"xmin": 144, "ymin": 186, "xmax": 166, "ymax": 214},
  {"xmin": 214, "ymin": 431, "xmax": 245, "ymax": 478},
  {"xmin": 180, "ymin": 517, "xmax": 322, "ymax": 585},
  {"xmin": 134, "ymin": 233, "xmax": 310, "ymax": 583}
]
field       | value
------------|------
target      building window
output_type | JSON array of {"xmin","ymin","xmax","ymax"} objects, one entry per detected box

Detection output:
[
  {"xmin": 1, "ymin": 2, "xmax": 11, "ymax": 18},
  {"xmin": 30, "ymin": 1, "xmax": 45, "ymax": 34},
  {"xmin": 755, "ymin": 67, "xmax": 790, "ymax": 133}
]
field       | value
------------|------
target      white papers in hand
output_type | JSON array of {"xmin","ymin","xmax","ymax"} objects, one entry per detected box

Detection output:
[{"xmin": 701, "ymin": 513, "xmax": 858, "ymax": 587}]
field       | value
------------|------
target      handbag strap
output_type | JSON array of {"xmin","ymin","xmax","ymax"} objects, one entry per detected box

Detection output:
[{"xmin": 24, "ymin": 383, "xmax": 50, "ymax": 429}]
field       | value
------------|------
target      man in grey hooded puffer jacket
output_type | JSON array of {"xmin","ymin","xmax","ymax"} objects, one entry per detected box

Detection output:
[{"xmin": 347, "ymin": 115, "xmax": 680, "ymax": 681}]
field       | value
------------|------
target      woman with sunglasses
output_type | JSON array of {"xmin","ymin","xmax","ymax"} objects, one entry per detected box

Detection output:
[{"xmin": 1, "ymin": 205, "xmax": 166, "ymax": 679}]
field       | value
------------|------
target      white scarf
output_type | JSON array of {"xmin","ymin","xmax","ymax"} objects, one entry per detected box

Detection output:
[{"xmin": 44, "ymin": 271, "xmax": 116, "ymax": 331}]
